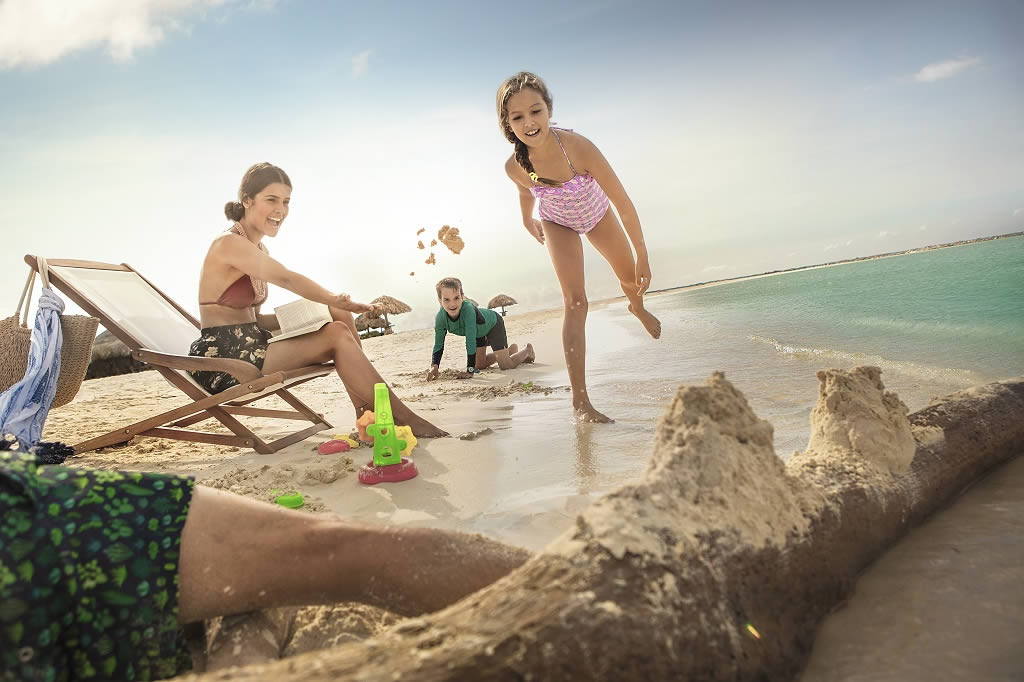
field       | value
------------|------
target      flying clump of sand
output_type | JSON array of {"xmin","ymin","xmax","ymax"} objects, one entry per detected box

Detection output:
[
  {"xmin": 437, "ymin": 225, "xmax": 464, "ymax": 254},
  {"xmin": 413, "ymin": 224, "xmax": 466, "ymax": 270}
]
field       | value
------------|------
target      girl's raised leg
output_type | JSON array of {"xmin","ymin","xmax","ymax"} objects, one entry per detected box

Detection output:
[
  {"xmin": 543, "ymin": 220, "xmax": 612, "ymax": 423},
  {"xmin": 586, "ymin": 212, "xmax": 661, "ymax": 339}
]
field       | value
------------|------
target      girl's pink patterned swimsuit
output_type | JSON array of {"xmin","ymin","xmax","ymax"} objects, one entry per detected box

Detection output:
[{"xmin": 529, "ymin": 128, "xmax": 610, "ymax": 234}]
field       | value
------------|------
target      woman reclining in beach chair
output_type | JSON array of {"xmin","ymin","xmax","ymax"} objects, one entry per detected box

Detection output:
[{"xmin": 189, "ymin": 162, "xmax": 446, "ymax": 438}]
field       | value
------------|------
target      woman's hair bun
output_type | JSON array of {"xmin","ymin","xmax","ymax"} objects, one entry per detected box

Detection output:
[{"xmin": 224, "ymin": 200, "xmax": 245, "ymax": 221}]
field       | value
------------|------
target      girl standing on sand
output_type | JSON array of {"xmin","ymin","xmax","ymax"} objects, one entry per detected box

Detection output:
[
  {"xmin": 190, "ymin": 162, "xmax": 446, "ymax": 438},
  {"xmin": 496, "ymin": 72, "xmax": 661, "ymax": 423}
]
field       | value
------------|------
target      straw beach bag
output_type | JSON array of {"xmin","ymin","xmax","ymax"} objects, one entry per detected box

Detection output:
[{"xmin": 0, "ymin": 258, "xmax": 99, "ymax": 408}]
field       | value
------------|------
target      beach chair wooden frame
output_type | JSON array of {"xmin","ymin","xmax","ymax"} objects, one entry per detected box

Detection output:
[{"xmin": 25, "ymin": 255, "xmax": 333, "ymax": 455}]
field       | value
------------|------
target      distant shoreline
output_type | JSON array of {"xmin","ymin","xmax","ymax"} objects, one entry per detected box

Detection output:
[{"xmin": 647, "ymin": 230, "xmax": 1024, "ymax": 297}]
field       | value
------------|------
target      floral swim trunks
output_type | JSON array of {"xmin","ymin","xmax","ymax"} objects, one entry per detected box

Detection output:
[
  {"xmin": 0, "ymin": 449, "xmax": 196, "ymax": 680},
  {"xmin": 187, "ymin": 322, "xmax": 272, "ymax": 394}
]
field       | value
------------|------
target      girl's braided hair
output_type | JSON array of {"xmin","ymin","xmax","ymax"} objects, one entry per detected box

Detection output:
[{"xmin": 496, "ymin": 72, "xmax": 560, "ymax": 186}]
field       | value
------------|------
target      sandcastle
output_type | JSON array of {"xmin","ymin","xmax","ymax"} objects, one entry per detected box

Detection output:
[{"xmin": 185, "ymin": 367, "xmax": 1024, "ymax": 681}]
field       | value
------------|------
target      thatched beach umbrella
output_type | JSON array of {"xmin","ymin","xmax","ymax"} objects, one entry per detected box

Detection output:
[
  {"xmin": 356, "ymin": 313, "xmax": 388, "ymax": 331},
  {"xmin": 487, "ymin": 294, "xmax": 517, "ymax": 317},
  {"xmin": 354, "ymin": 313, "xmax": 372, "ymax": 333},
  {"xmin": 371, "ymin": 295, "xmax": 411, "ymax": 328}
]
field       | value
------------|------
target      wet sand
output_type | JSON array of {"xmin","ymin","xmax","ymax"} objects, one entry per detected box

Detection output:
[{"xmin": 802, "ymin": 454, "xmax": 1024, "ymax": 681}]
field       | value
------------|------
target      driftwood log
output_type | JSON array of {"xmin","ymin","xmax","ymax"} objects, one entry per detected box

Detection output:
[{"xmin": 187, "ymin": 368, "xmax": 1024, "ymax": 681}]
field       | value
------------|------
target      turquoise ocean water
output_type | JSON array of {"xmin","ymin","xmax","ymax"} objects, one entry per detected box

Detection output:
[{"xmin": 476, "ymin": 236, "xmax": 1024, "ymax": 547}]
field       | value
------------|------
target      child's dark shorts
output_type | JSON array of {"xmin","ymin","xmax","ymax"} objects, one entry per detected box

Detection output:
[
  {"xmin": 476, "ymin": 315, "xmax": 509, "ymax": 352},
  {"xmin": 187, "ymin": 322, "xmax": 272, "ymax": 394},
  {"xmin": 0, "ymin": 449, "xmax": 196, "ymax": 680}
]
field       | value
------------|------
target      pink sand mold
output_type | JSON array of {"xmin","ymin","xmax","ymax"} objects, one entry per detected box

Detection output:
[
  {"xmin": 358, "ymin": 457, "xmax": 419, "ymax": 485},
  {"xmin": 317, "ymin": 439, "xmax": 351, "ymax": 455}
]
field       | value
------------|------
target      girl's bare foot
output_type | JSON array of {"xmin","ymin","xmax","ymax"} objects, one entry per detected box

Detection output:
[
  {"xmin": 628, "ymin": 303, "xmax": 662, "ymax": 339},
  {"xmin": 523, "ymin": 343, "xmax": 536, "ymax": 363},
  {"xmin": 573, "ymin": 400, "xmax": 613, "ymax": 423}
]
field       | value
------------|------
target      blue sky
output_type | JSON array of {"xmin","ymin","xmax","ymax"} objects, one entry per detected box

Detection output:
[{"xmin": 2, "ymin": 0, "xmax": 1022, "ymax": 329}]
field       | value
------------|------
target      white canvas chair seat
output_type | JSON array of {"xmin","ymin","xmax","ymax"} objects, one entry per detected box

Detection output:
[{"xmin": 26, "ymin": 256, "xmax": 333, "ymax": 454}]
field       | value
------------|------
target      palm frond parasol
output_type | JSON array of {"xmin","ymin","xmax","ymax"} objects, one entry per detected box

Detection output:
[
  {"xmin": 370, "ymin": 295, "xmax": 411, "ymax": 328},
  {"xmin": 487, "ymin": 294, "xmax": 518, "ymax": 317}
]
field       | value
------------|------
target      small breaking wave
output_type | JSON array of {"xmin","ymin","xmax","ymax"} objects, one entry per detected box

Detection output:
[{"xmin": 748, "ymin": 335, "xmax": 990, "ymax": 386}]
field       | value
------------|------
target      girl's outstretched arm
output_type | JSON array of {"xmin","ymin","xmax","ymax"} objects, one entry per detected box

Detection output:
[
  {"xmin": 574, "ymin": 136, "xmax": 652, "ymax": 294},
  {"xmin": 505, "ymin": 158, "xmax": 545, "ymax": 244}
]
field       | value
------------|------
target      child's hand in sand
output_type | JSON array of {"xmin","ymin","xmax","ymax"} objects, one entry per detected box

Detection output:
[{"xmin": 426, "ymin": 365, "xmax": 440, "ymax": 382}]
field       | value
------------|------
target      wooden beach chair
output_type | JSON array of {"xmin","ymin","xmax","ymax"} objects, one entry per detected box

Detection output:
[{"xmin": 25, "ymin": 255, "xmax": 333, "ymax": 454}]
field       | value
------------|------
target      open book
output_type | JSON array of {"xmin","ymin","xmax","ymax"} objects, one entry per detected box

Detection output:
[{"xmin": 267, "ymin": 298, "xmax": 332, "ymax": 344}]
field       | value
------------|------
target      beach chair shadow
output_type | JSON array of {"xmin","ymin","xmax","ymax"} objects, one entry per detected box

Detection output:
[{"xmin": 25, "ymin": 255, "xmax": 333, "ymax": 455}]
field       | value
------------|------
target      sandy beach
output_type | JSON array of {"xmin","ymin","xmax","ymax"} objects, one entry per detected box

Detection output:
[
  {"xmin": 36, "ymin": 249, "xmax": 1024, "ymax": 673},
  {"xmin": 44, "ymin": 304, "xmax": 581, "ymax": 545}
]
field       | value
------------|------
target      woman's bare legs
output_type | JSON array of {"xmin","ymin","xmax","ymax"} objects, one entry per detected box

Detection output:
[
  {"xmin": 329, "ymin": 306, "xmax": 363, "ymax": 349},
  {"xmin": 543, "ymin": 220, "xmax": 612, "ymax": 423},
  {"xmin": 177, "ymin": 486, "xmax": 531, "ymax": 624},
  {"xmin": 586, "ymin": 211, "xmax": 661, "ymax": 339},
  {"xmin": 263, "ymin": 321, "xmax": 447, "ymax": 437},
  {"xmin": 328, "ymin": 306, "xmax": 370, "ymax": 418}
]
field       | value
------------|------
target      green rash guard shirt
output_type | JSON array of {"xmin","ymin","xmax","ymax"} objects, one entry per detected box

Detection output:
[{"xmin": 432, "ymin": 300, "xmax": 498, "ymax": 369}]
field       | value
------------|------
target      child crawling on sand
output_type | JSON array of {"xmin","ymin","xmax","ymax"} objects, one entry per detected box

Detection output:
[{"xmin": 426, "ymin": 277, "xmax": 535, "ymax": 381}]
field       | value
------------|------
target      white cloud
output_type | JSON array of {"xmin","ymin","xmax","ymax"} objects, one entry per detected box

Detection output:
[
  {"xmin": 914, "ymin": 56, "xmax": 982, "ymax": 83},
  {"xmin": 1013, "ymin": 208, "xmax": 1023, "ymax": 217},
  {"xmin": 878, "ymin": 230, "xmax": 889, "ymax": 238},
  {"xmin": 844, "ymin": 240, "xmax": 853, "ymax": 246},
  {"xmin": 919, "ymin": 224, "xmax": 928, "ymax": 231},
  {"xmin": 823, "ymin": 243, "xmax": 839, "ymax": 252},
  {"xmin": 351, "ymin": 49, "xmax": 371, "ymax": 78},
  {"xmin": 702, "ymin": 264, "xmax": 728, "ymax": 272},
  {"xmin": 0, "ymin": 0, "xmax": 268, "ymax": 69}
]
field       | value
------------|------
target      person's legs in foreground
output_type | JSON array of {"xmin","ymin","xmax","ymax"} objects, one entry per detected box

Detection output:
[
  {"xmin": 585, "ymin": 211, "xmax": 662, "ymax": 339},
  {"xmin": 263, "ymin": 320, "xmax": 447, "ymax": 437},
  {"xmin": 178, "ymin": 485, "xmax": 530, "ymax": 625},
  {"xmin": 543, "ymin": 220, "xmax": 611, "ymax": 423}
]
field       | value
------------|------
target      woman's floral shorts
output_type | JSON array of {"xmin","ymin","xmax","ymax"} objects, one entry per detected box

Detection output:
[{"xmin": 187, "ymin": 322, "xmax": 271, "ymax": 394}]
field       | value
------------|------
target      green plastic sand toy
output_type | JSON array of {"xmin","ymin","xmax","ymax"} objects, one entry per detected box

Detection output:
[
  {"xmin": 273, "ymin": 491, "xmax": 304, "ymax": 509},
  {"xmin": 366, "ymin": 383, "xmax": 406, "ymax": 467}
]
